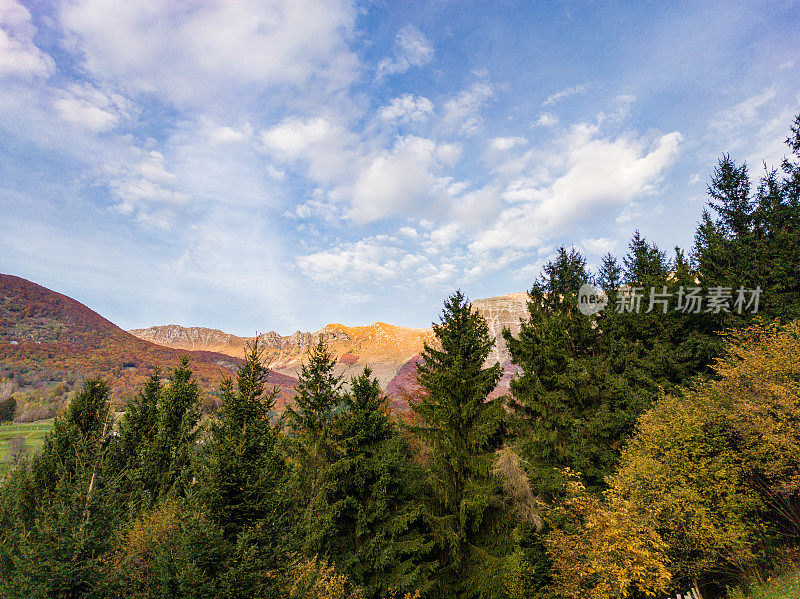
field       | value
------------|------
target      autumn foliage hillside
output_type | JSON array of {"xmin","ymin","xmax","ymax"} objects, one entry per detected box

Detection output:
[{"xmin": 0, "ymin": 274, "xmax": 297, "ymax": 416}]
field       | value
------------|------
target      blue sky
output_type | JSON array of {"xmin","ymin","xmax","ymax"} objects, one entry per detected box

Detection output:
[{"xmin": 1, "ymin": 1, "xmax": 798, "ymax": 335}]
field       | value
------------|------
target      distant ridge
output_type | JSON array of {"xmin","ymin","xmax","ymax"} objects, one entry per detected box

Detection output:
[
  {"xmin": 0, "ymin": 274, "xmax": 297, "ymax": 410},
  {"xmin": 131, "ymin": 291, "xmax": 530, "ymax": 409}
]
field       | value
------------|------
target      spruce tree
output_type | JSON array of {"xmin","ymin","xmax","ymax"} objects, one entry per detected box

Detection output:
[
  {"xmin": 330, "ymin": 367, "xmax": 434, "ymax": 598},
  {"xmin": 192, "ymin": 338, "xmax": 289, "ymax": 596},
  {"xmin": 505, "ymin": 248, "xmax": 655, "ymax": 492},
  {"xmin": 623, "ymin": 230, "xmax": 669, "ymax": 286},
  {"xmin": 139, "ymin": 357, "xmax": 202, "ymax": 504},
  {"xmin": 595, "ymin": 252, "xmax": 622, "ymax": 291},
  {"xmin": 284, "ymin": 338, "xmax": 344, "ymax": 555},
  {"xmin": 0, "ymin": 380, "xmax": 116, "ymax": 597},
  {"xmin": 408, "ymin": 290, "xmax": 506, "ymax": 598}
]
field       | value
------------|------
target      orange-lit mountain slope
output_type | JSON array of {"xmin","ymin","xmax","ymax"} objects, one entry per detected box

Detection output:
[{"xmin": 131, "ymin": 291, "xmax": 530, "ymax": 408}]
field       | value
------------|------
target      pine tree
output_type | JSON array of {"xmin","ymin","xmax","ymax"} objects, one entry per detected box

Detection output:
[
  {"xmin": 408, "ymin": 291, "xmax": 506, "ymax": 598},
  {"xmin": 108, "ymin": 370, "xmax": 161, "ymax": 515},
  {"xmin": 198, "ymin": 339, "xmax": 286, "ymax": 541},
  {"xmin": 139, "ymin": 357, "xmax": 202, "ymax": 504},
  {"xmin": 595, "ymin": 252, "xmax": 622, "ymax": 291},
  {"xmin": 623, "ymin": 230, "xmax": 669, "ymax": 286},
  {"xmin": 0, "ymin": 379, "xmax": 116, "ymax": 597},
  {"xmin": 190, "ymin": 338, "xmax": 289, "ymax": 596}
]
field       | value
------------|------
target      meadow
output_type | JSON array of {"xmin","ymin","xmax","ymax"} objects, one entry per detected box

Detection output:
[{"xmin": 0, "ymin": 419, "xmax": 53, "ymax": 464}]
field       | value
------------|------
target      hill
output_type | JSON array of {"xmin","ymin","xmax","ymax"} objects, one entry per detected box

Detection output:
[{"xmin": 0, "ymin": 274, "xmax": 297, "ymax": 418}]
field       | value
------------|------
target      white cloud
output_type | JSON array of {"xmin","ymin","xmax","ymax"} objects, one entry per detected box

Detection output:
[
  {"xmin": 202, "ymin": 120, "xmax": 253, "ymax": 145},
  {"xmin": 60, "ymin": 0, "xmax": 359, "ymax": 106},
  {"xmin": 534, "ymin": 112, "xmax": 559, "ymax": 127},
  {"xmin": 0, "ymin": 0, "xmax": 55, "ymax": 78},
  {"xmin": 429, "ymin": 223, "xmax": 460, "ymax": 247},
  {"xmin": 441, "ymin": 81, "xmax": 496, "ymax": 136},
  {"xmin": 347, "ymin": 136, "xmax": 455, "ymax": 223},
  {"xmin": 111, "ymin": 149, "xmax": 189, "ymax": 218},
  {"xmin": 580, "ymin": 237, "xmax": 617, "ymax": 255},
  {"xmin": 53, "ymin": 82, "xmax": 131, "ymax": 131},
  {"xmin": 267, "ymin": 164, "xmax": 285, "ymax": 180},
  {"xmin": 298, "ymin": 235, "xmax": 403, "ymax": 282},
  {"xmin": 377, "ymin": 25, "xmax": 433, "ymax": 77},
  {"xmin": 398, "ymin": 226, "xmax": 418, "ymax": 238},
  {"xmin": 261, "ymin": 116, "xmax": 357, "ymax": 185},
  {"xmin": 490, "ymin": 136, "xmax": 527, "ymax": 150},
  {"xmin": 379, "ymin": 94, "xmax": 434, "ymax": 123},
  {"xmin": 542, "ymin": 83, "xmax": 586, "ymax": 107},
  {"xmin": 712, "ymin": 87, "xmax": 776, "ymax": 131},
  {"xmin": 472, "ymin": 124, "xmax": 682, "ymax": 252}
]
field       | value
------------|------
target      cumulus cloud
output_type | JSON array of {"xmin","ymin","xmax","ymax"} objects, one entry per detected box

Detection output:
[
  {"xmin": 376, "ymin": 25, "xmax": 434, "ymax": 77},
  {"xmin": 347, "ymin": 136, "xmax": 458, "ymax": 224},
  {"xmin": 59, "ymin": 0, "xmax": 359, "ymax": 106},
  {"xmin": 441, "ymin": 81, "xmax": 496, "ymax": 136},
  {"xmin": 534, "ymin": 112, "xmax": 559, "ymax": 127},
  {"xmin": 110, "ymin": 150, "xmax": 189, "ymax": 221},
  {"xmin": 580, "ymin": 237, "xmax": 617, "ymax": 256},
  {"xmin": 490, "ymin": 136, "xmax": 527, "ymax": 151},
  {"xmin": 379, "ymin": 94, "xmax": 434, "ymax": 123},
  {"xmin": 398, "ymin": 226, "xmax": 418, "ymax": 238},
  {"xmin": 472, "ymin": 124, "xmax": 682, "ymax": 252},
  {"xmin": 298, "ymin": 233, "xmax": 458, "ymax": 289},
  {"xmin": 53, "ymin": 82, "xmax": 131, "ymax": 131},
  {"xmin": 261, "ymin": 116, "xmax": 357, "ymax": 185},
  {"xmin": 297, "ymin": 235, "xmax": 405, "ymax": 282},
  {"xmin": 0, "ymin": 0, "xmax": 55, "ymax": 78}
]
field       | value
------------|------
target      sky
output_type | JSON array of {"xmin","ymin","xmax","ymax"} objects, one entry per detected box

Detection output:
[{"xmin": 1, "ymin": 0, "xmax": 799, "ymax": 335}]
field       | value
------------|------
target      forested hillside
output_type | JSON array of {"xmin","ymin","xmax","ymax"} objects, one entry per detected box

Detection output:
[{"xmin": 0, "ymin": 275, "xmax": 297, "ymax": 418}]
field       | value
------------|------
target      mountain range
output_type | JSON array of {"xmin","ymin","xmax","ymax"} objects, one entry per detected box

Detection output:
[
  {"xmin": 1, "ymin": 273, "xmax": 529, "ymax": 417},
  {"xmin": 130, "ymin": 291, "xmax": 529, "ymax": 407}
]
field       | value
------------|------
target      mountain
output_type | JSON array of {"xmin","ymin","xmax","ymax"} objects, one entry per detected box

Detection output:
[
  {"xmin": 0, "ymin": 274, "xmax": 297, "ymax": 418},
  {"xmin": 0, "ymin": 273, "xmax": 529, "ymax": 420},
  {"xmin": 131, "ymin": 292, "xmax": 530, "ymax": 409}
]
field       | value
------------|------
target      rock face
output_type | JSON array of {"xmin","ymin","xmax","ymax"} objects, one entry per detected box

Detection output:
[
  {"xmin": 131, "ymin": 321, "xmax": 435, "ymax": 391},
  {"xmin": 471, "ymin": 291, "xmax": 529, "ymax": 367},
  {"xmin": 129, "ymin": 291, "xmax": 530, "ymax": 411},
  {"xmin": 385, "ymin": 292, "xmax": 530, "ymax": 408}
]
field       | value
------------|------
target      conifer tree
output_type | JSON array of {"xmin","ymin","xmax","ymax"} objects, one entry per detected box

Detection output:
[
  {"xmin": 285, "ymin": 338, "xmax": 345, "ymax": 555},
  {"xmin": 108, "ymin": 370, "xmax": 161, "ymax": 515},
  {"xmin": 198, "ymin": 339, "xmax": 286, "ymax": 542},
  {"xmin": 190, "ymin": 338, "xmax": 289, "ymax": 596},
  {"xmin": 623, "ymin": 230, "xmax": 669, "ymax": 286},
  {"xmin": 595, "ymin": 252, "xmax": 622, "ymax": 291},
  {"xmin": 140, "ymin": 357, "xmax": 202, "ymax": 503},
  {"xmin": 506, "ymin": 248, "xmax": 654, "ymax": 491},
  {"xmin": 330, "ymin": 367, "xmax": 434, "ymax": 598},
  {"xmin": 409, "ymin": 290, "xmax": 506, "ymax": 597},
  {"xmin": 0, "ymin": 379, "xmax": 116, "ymax": 597}
]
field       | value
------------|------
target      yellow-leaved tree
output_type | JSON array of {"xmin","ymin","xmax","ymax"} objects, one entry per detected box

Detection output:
[
  {"xmin": 610, "ymin": 319, "xmax": 800, "ymax": 593},
  {"xmin": 545, "ymin": 469, "xmax": 671, "ymax": 599}
]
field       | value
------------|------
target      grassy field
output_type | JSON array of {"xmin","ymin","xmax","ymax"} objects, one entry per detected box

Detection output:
[
  {"xmin": 0, "ymin": 419, "xmax": 54, "ymax": 464},
  {"xmin": 729, "ymin": 570, "xmax": 800, "ymax": 598}
]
